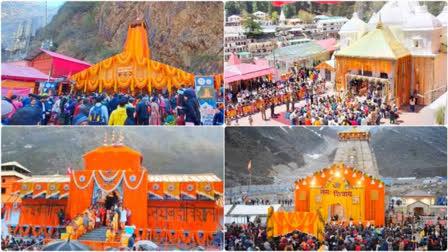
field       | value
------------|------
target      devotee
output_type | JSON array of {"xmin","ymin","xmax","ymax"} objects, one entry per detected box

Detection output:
[
  {"xmin": 108, "ymin": 98, "xmax": 128, "ymax": 126},
  {"xmin": 2, "ymin": 89, "xmax": 207, "ymax": 126}
]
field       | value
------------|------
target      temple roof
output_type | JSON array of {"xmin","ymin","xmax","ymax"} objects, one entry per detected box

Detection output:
[
  {"xmin": 148, "ymin": 173, "xmax": 222, "ymax": 182},
  {"xmin": 335, "ymin": 22, "xmax": 410, "ymax": 60},
  {"xmin": 402, "ymin": 189, "xmax": 434, "ymax": 198}
]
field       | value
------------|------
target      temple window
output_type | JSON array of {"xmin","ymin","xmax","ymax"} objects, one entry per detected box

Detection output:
[
  {"xmin": 413, "ymin": 39, "xmax": 423, "ymax": 48},
  {"xmin": 380, "ymin": 73, "xmax": 388, "ymax": 79}
]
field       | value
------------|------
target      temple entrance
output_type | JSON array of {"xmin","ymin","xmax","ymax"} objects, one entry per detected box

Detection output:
[
  {"xmin": 413, "ymin": 207, "xmax": 424, "ymax": 217},
  {"xmin": 329, "ymin": 203, "xmax": 345, "ymax": 221}
]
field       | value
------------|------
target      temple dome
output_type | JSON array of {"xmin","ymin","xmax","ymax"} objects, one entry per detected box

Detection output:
[
  {"xmin": 368, "ymin": 0, "xmax": 418, "ymax": 27},
  {"xmin": 403, "ymin": 5, "xmax": 442, "ymax": 31},
  {"xmin": 339, "ymin": 12, "xmax": 367, "ymax": 34},
  {"xmin": 437, "ymin": 6, "xmax": 448, "ymax": 27}
]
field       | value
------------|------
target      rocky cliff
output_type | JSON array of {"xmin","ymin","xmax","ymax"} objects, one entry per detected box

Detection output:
[{"xmin": 31, "ymin": 1, "xmax": 223, "ymax": 75}]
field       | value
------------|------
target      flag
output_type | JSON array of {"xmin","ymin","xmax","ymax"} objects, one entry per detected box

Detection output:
[
  {"xmin": 66, "ymin": 164, "xmax": 72, "ymax": 176},
  {"xmin": 248, "ymin": 160, "xmax": 252, "ymax": 173}
]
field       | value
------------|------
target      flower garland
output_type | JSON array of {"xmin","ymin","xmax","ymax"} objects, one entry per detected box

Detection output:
[
  {"xmin": 44, "ymin": 226, "xmax": 54, "ymax": 239},
  {"xmin": 151, "ymin": 75, "xmax": 166, "ymax": 90},
  {"xmin": 134, "ymin": 78, "xmax": 147, "ymax": 89},
  {"xmin": 98, "ymin": 170, "xmax": 122, "ymax": 182},
  {"xmin": 80, "ymin": 70, "xmax": 88, "ymax": 80},
  {"xmin": 20, "ymin": 225, "xmax": 31, "ymax": 236},
  {"xmin": 164, "ymin": 65, "xmax": 177, "ymax": 76},
  {"xmin": 31, "ymin": 226, "xmax": 42, "ymax": 237},
  {"xmin": 88, "ymin": 80, "xmax": 99, "ymax": 92},
  {"xmin": 194, "ymin": 231, "xmax": 207, "ymax": 246},
  {"xmin": 92, "ymin": 171, "xmax": 125, "ymax": 194},
  {"xmin": 75, "ymin": 80, "xmax": 85, "ymax": 91},
  {"xmin": 179, "ymin": 231, "xmax": 193, "ymax": 244},
  {"xmin": 72, "ymin": 171, "xmax": 95, "ymax": 190},
  {"xmin": 117, "ymin": 78, "xmax": 132, "ymax": 89},
  {"xmin": 152, "ymin": 230, "xmax": 165, "ymax": 243},
  {"xmin": 135, "ymin": 56, "xmax": 147, "ymax": 66},
  {"xmin": 151, "ymin": 61, "xmax": 162, "ymax": 72},
  {"xmin": 89, "ymin": 64, "xmax": 100, "ymax": 76},
  {"xmin": 103, "ymin": 79, "xmax": 115, "ymax": 90},
  {"xmin": 123, "ymin": 170, "xmax": 145, "ymax": 191},
  {"xmin": 101, "ymin": 57, "xmax": 114, "ymax": 69},
  {"xmin": 116, "ymin": 51, "xmax": 132, "ymax": 65},
  {"xmin": 166, "ymin": 230, "xmax": 178, "ymax": 244}
]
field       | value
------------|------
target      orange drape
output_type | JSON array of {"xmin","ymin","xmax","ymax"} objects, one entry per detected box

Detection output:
[
  {"xmin": 67, "ymin": 170, "xmax": 94, "ymax": 220},
  {"xmin": 147, "ymin": 200, "xmax": 219, "ymax": 232},
  {"xmin": 123, "ymin": 170, "xmax": 148, "ymax": 228},
  {"xmin": 18, "ymin": 198, "xmax": 67, "ymax": 226}
]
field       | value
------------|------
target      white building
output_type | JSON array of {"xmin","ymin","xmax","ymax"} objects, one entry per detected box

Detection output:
[
  {"xmin": 316, "ymin": 16, "xmax": 349, "ymax": 34},
  {"xmin": 224, "ymin": 26, "xmax": 249, "ymax": 61},
  {"xmin": 253, "ymin": 11, "xmax": 267, "ymax": 21},
  {"xmin": 227, "ymin": 15, "xmax": 242, "ymax": 26},
  {"xmin": 338, "ymin": 12, "xmax": 367, "ymax": 49}
]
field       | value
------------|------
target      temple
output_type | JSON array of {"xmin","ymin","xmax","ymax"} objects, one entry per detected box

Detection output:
[
  {"xmin": 336, "ymin": 1, "xmax": 447, "ymax": 106},
  {"xmin": 267, "ymin": 128, "xmax": 385, "ymax": 241},
  {"xmin": 71, "ymin": 19, "xmax": 223, "ymax": 94},
  {"xmin": 2, "ymin": 134, "xmax": 223, "ymax": 249}
]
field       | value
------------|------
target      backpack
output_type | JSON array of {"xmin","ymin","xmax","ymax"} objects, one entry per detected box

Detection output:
[{"xmin": 88, "ymin": 105, "xmax": 106, "ymax": 125}]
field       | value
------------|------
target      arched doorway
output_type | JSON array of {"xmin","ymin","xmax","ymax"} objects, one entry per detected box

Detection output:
[
  {"xmin": 413, "ymin": 207, "xmax": 424, "ymax": 217},
  {"xmin": 329, "ymin": 203, "xmax": 345, "ymax": 221}
]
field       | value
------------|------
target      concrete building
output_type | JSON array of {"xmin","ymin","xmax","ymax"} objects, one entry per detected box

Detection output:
[{"xmin": 316, "ymin": 16, "xmax": 349, "ymax": 37}]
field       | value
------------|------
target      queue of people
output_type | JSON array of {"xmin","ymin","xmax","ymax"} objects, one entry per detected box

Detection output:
[
  {"xmin": 1, "ymin": 85, "xmax": 220, "ymax": 126},
  {"xmin": 225, "ymin": 220, "xmax": 447, "ymax": 251}
]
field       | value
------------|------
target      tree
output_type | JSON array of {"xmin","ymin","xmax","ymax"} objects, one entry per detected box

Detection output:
[
  {"xmin": 242, "ymin": 13, "xmax": 263, "ymax": 35},
  {"xmin": 271, "ymin": 11, "xmax": 279, "ymax": 24},
  {"xmin": 298, "ymin": 10, "xmax": 314, "ymax": 24}
]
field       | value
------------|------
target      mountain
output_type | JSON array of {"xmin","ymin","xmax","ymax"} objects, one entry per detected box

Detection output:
[
  {"xmin": 370, "ymin": 127, "xmax": 447, "ymax": 178},
  {"xmin": 1, "ymin": 1, "xmax": 61, "ymax": 48},
  {"xmin": 225, "ymin": 127, "xmax": 338, "ymax": 187},
  {"xmin": 1, "ymin": 127, "xmax": 223, "ymax": 179},
  {"xmin": 29, "ymin": 1, "xmax": 223, "ymax": 75},
  {"xmin": 225, "ymin": 127, "xmax": 447, "ymax": 187}
]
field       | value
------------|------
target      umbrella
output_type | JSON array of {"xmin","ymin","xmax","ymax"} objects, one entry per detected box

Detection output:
[
  {"xmin": 133, "ymin": 240, "xmax": 159, "ymax": 250},
  {"xmin": 43, "ymin": 239, "xmax": 92, "ymax": 251},
  {"xmin": 105, "ymin": 246, "xmax": 129, "ymax": 251}
]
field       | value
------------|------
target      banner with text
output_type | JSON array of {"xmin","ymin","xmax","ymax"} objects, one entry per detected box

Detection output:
[{"xmin": 195, "ymin": 76, "xmax": 216, "ymax": 125}]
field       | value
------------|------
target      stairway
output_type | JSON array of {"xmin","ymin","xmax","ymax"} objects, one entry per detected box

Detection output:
[{"xmin": 78, "ymin": 226, "xmax": 120, "ymax": 242}]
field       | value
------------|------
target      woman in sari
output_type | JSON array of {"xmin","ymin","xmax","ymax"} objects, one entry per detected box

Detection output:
[{"xmin": 149, "ymin": 97, "xmax": 160, "ymax": 125}]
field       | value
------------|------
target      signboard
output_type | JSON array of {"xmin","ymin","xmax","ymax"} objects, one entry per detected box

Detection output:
[
  {"xmin": 195, "ymin": 76, "xmax": 216, "ymax": 125},
  {"xmin": 42, "ymin": 82, "xmax": 57, "ymax": 95}
]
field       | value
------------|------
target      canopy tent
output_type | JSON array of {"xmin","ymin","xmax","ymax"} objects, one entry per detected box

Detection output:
[
  {"xmin": 268, "ymin": 41, "xmax": 328, "ymax": 61},
  {"xmin": 267, "ymin": 41, "xmax": 331, "ymax": 74},
  {"xmin": 224, "ymin": 51, "xmax": 276, "ymax": 84},
  {"xmin": 315, "ymin": 38, "xmax": 337, "ymax": 52},
  {"xmin": 335, "ymin": 22, "xmax": 412, "ymax": 106},
  {"xmin": 226, "ymin": 204, "xmax": 284, "ymax": 216},
  {"xmin": 1, "ymin": 63, "xmax": 51, "ymax": 82},
  {"xmin": 315, "ymin": 60, "xmax": 335, "ymax": 72},
  {"xmin": 70, "ymin": 20, "xmax": 223, "ymax": 94},
  {"xmin": 1, "ymin": 63, "xmax": 51, "ymax": 96}
]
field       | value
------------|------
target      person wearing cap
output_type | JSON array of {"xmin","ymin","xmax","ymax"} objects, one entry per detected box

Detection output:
[{"xmin": 108, "ymin": 98, "xmax": 128, "ymax": 126}]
